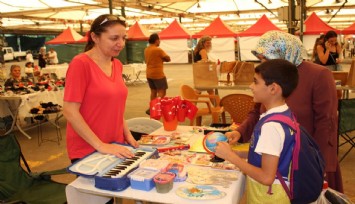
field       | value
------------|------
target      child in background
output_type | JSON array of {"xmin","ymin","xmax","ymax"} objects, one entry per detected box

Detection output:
[{"xmin": 215, "ymin": 59, "xmax": 299, "ymax": 203}]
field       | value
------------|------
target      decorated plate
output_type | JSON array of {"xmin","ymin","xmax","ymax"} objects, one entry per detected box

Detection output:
[
  {"xmin": 139, "ymin": 135, "xmax": 171, "ymax": 146},
  {"xmin": 175, "ymin": 185, "xmax": 226, "ymax": 200}
]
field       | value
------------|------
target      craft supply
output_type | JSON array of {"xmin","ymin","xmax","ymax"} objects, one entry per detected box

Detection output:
[
  {"xmin": 156, "ymin": 144, "xmax": 190, "ymax": 153},
  {"xmin": 154, "ymin": 172, "xmax": 175, "ymax": 193},
  {"xmin": 67, "ymin": 144, "xmax": 157, "ymax": 191},
  {"xmin": 128, "ymin": 168, "xmax": 159, "ymax": 191}
]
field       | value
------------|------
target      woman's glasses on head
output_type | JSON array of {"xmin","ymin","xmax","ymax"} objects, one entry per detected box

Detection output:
[{"xmin": 99, "ymin": 15, "xmax": 126, "ymax": 26}]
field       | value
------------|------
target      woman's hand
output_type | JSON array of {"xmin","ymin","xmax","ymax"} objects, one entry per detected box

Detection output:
[
  {"xmin": 98, "ymin": 143, "xmax": 135, "ymax": 159},
  {"xmin": 325, "ymin": 41, "xmax": 331, "ymax": 50},
  {"xmin": 225, "ymin": 131, "xmax": 242, "ymax": 144},
  {"xmin": 125, "ymin": 135, "xmax": 139, "ymax": 148}
]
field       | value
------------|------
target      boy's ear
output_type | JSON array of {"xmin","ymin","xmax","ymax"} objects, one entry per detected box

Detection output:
[{"xmin": 270, "ymin": 82, "xmax": 281, "ymax": 95}]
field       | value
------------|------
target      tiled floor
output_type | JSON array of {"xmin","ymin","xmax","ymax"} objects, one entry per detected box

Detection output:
[{"xmin": 6, "ymin": 62, "xmax": 355, "ymax": 203}]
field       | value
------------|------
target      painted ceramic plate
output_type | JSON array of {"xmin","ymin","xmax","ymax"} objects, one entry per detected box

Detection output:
[
  {"xmin": 175, "ymin": 185, "xmax": 226, "ymax": 200},
  {"xmin": 139, "ymin": 135, "xmax": 170, "ymax": 146}
]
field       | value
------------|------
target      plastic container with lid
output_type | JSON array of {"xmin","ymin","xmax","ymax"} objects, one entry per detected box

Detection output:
[
  {"xmin": 153, "ymin": 172, "xmax": 175, "ymax": 193},
  {"xmin": 128, "ymin": 168, "xmax": 159, "ymax": 191}
]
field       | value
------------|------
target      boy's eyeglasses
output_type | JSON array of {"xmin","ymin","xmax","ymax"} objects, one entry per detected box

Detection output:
[{"xmin": 99, "ymin": 15, "xmax": 126, "ymax": 26}]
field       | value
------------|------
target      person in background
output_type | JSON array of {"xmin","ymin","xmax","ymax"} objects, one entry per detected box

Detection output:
[
  {"xmin": 227, "ymin": 31, "xmax": 343, "ymax": 192},
  {"xmin": 38, "ymin": 47, "xmax": 46, "ymax": 68},
  {"xmin": 48, "ymin": 48, "xmax": 59, "ymax": 65},
  {"xmin": 193, "ymin": 36, "xmax": 214, "ymax": 95},
  {"xmin": 216, "ymin": 59, "xmax": 299, "ymax": 203},
  {"xmin": 316, "ymin": 30, "xmax": 343, "ymax": 71},
  {"xmin": 4, "ymin": 64, "xmax": 30, "ymax": 91},
  {"xmin": 25, "ymin": 50, "xmax": 34, "ymax": 66},
  {"xmin": 0, "ymin": 46, "xmax": 5, "ymax": 68},
  {"xmin": 311, "ymin": 34, "xmax": 324, "ymax": 63},
  {"xmin": 63, "ymin": 14, "xmax": 139, "ymax": 164},
  {"xmin": 144, "ymin": 33, "xmax": 171, "ymax": 115}
]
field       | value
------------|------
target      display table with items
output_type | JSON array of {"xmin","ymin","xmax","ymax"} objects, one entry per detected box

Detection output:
[
  {"xmin": 66, "ymin": 125, "xmax": 247, "ymax": 204},
  {"xmin": 0, "ymin": 89, "xmax": 64, "ymax": 139},
  {"xmin": 41, "ymin": 63, "xmax": 69, "ymax": 79}
]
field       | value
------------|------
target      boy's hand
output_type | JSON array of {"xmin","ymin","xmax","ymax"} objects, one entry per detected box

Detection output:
[
  {"xmin": 215, "ymin": 141, "xmax": 233, "ymax": 160},
  {"xmin": 225, "ymin": 131, "xmax": 241, "ymax": 144}
]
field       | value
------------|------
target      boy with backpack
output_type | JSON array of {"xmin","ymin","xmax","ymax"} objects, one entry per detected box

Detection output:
[{"xmin": 216, "ymin": 59, "xmax": 302, "ymax": 203}]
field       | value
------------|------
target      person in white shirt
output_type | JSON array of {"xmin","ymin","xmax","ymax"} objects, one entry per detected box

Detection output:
[
  {"xmin": 26, "ymin": 50, "xmax": 34, "ymax": 65},
  {"xmin": 48, "ymin": 48, "xmax": 59, "ymax": 65}
]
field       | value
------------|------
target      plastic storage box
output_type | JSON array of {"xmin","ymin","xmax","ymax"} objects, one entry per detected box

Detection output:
[
  {"xmin": 153, "ymin": 172, "xmax": 176, "ymax": 193},
  {"xmin": 128, "ymin": 168, "xmax": 159, "ymax": 191}
]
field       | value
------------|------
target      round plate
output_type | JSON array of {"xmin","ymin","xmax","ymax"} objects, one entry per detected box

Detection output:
[{"xmin": 175, "ymin": 185, "xmax": 226, "ymax": 200}]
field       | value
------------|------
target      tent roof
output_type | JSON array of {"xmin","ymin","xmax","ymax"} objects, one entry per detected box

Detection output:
[
  {"xmin": 127, "ymin": 22, "xmax": 150, "ymax": 41},
  {"xmin": 238, "ymin": 15, "xmax": 281, "ymax": 37},
  {"xmin": 159, "ymin": 19, "xmax": 191, "ymax": 39},
  {"xmin": 77, "ymin": 31, "xmax": 89, "ymax": 43},
  {"xmin": 303, "ymin": 12, "xmax": 340, "ymax": 35},
  {"xmin": 192, "ymin": 16, "xmax": 238, "ymax": 38},
  {"xmin": 45, "ymin": 27, "xmax": 83, "ymax": 44},
  {"xmin": 342, "ymin": 22, "xmax": 355, "ymax": 35}
]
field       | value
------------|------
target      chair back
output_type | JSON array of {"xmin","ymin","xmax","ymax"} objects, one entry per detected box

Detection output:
[
  {"xmin": 337, "ymin": 99, "xmax": 355, "ymax": 162},
  {"xmin": 332, "ymin": 71, "xmax": 348, "ymax": 86},
  {"xmin": 347, "ymin": 59, "xmax": 355, "ymax": 86},
  {"xmin": 220, "ymin": 94, "xmax": 254, "ymax": 124},
  {"xmin": 233, "ymin": 62, "xmax": 254, "ymax": 85},
  {"xmin": 180, "ymin": 84, "xmax": 199, "ymax": 101}
]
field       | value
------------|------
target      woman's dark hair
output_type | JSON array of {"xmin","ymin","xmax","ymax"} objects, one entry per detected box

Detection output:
[
  {"xmin": 255, "ymin": 59, "xmax": 298, "ymax": 98},
  {"xmin": 84, "ymin": 14, "xmax": 126, "ymax": 52},
  {"xmin": 148, "ymin": 33, "xmax": 159, "ymax": 44},
  {"xmin": 324, "ymin": 30, "xmax": 337, "ymax": 42}
]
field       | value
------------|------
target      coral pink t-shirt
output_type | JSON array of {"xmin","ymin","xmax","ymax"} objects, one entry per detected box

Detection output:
[{"xmin": 64, "ymin": 54, "xmax": 128, "ymax": 159}]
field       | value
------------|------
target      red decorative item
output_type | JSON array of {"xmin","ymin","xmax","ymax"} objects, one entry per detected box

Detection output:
[{"xmin": 150, "ymin": 97, "xmax": 197, "ymax": 131}]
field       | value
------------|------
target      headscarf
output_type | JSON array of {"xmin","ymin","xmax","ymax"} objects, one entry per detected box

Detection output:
[{"xmin": 252, "ymin": 31, "xmax": 306, "ymax": 67}]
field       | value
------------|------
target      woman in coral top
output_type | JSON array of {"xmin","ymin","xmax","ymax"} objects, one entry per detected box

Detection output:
[{"xmin": 63, "ymin": 14, "xmax": 138, "ymax": 162}]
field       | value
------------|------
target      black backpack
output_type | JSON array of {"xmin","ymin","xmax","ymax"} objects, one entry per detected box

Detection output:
[{"xmin": 264, "ymin": 114, "xmax": 325, "ymax": 204}]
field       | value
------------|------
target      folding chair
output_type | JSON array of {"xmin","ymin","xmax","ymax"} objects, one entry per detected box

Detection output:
[
  {"xmin": 0, "ymin": 132, "xmax": 67, "ymax": 203},
  {"xmin": 337, "ymin": 98, "xmax": 355, "ymax": 162},
  {"xmin": 126, "ymin": 117, "xmax": 163, "ymax": 140}
]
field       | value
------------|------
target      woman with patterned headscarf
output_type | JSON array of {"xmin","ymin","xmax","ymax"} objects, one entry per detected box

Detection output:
[{"xmin": 227, "ymin": 31, "xmax": 343, "ymax": 193}]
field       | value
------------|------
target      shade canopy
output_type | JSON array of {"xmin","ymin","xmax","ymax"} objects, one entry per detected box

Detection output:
[
  {"xmin": 127, "ymin": 22, "xmax": 150, "ymax": 41},
  {"xmin": 45, "ymin": 27, "xmax": 83, "ymax": 44},
  {"xmin": 192, "ymin": 16, "xmax": 238, "ymax": 38},
  {"xmin": 238, "ymin": 15, "xmax": 282, "ymax": 37},
  {"xmin": 342, "ymin": 22, "xmax": 355, "ymax": 35},
  {"xmin": 302, "ymin": 12, "xmax": 340, "ymax": 35},
  {"xmin": 159, "ymin": 19, "xmax": 191, "ymax": 39}
]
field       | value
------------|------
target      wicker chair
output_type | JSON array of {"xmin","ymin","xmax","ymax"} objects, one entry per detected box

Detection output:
[
  {"xmin": 220, "ymin": 94, "xmax": 255, "ymax": 124},
  {"xmin": 180, "ymin": 84, "xmax": 225, "ymax": 126}
]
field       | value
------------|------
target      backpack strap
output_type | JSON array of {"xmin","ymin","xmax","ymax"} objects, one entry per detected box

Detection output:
[{"xmin": 264, "ymin": 114, "xmax": 301, "ymax": 200}]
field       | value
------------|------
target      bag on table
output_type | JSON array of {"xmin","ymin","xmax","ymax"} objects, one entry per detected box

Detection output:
[
  {"xmin": 263, "ymin": 114, "xmax": 326, "ymax": 204},
  {"xmin": 192, "ymin": 62, "xmax": 218, "ymax": 87}
]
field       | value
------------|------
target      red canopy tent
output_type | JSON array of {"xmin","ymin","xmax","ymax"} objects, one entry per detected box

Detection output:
[
  {"xmin": 342, "ymin": 22, "xmax": 355, "ymax": 35},
  {"xmin": 238, "ymin": 15, "xmax": 281, "ymax": 37},
  {"xmin": 192, "ymin": 16, "xmax": 237, "ymax": 38},
  {"xmin": 238, "ymin": 15, "xmax": 282, "ymax": 61},
  {"xmin": 77, "ymin": 31, "xmax": 89, "ymax": 43},
  {"xmin": 159, "ymin": 19, "xmax": 190, "ymax": 39},
  {"xmin": 46, "ymin": 27, "xmax": 83, "ymax": 44},
  {"xmin": 158, "ymin": 19, "xmax": 191, "ymax": 63},
  {"xmin": 303, "ymin": 12, "xmax": 340, "ymax": 35},
  {"xmin": 127, "ymin": 22, "xmax": 150, "ymax": 40},
  {"xmin": 301, "ymin": 12, "xmax": 340, "ymax": 59}
]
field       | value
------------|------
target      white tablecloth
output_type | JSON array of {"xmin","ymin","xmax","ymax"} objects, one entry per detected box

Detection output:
[
  {"xmin": 0, "ymin": 90, "xmax": 64, "ymax": 119},
  {"xmin": 41, "ymin": 64, "xmax": 68, "ymax": 79},
  {"xmin": 65, "ymin": 126, "xmax": 246, "ymax": 204}
]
